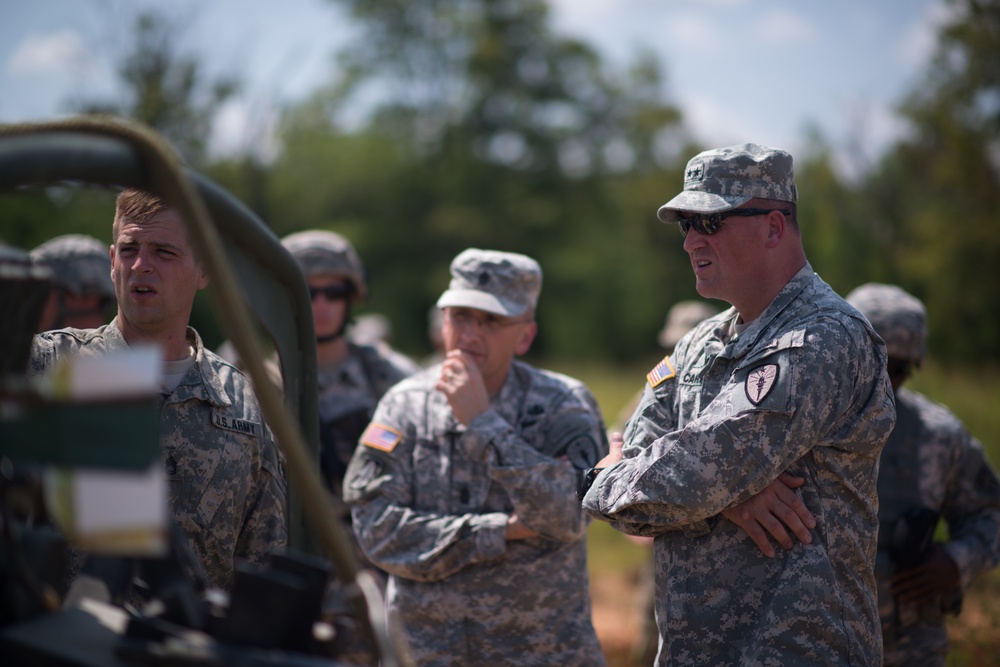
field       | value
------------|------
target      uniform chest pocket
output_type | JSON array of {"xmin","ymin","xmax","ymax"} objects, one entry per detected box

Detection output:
[
  {"xmin": 411, "ymin": 438, "xmax": 448, "ymax": 512},
  {"xmin": 411, "ymin": 435, "xmax": 493, "ymax": 513},
  {"xmin": 164, "ymin": 435, "xmax": 253, "ymax": 550},
  {"xmin": 730, "ymin": 330, "xmax": 805, "ymax": 414}
]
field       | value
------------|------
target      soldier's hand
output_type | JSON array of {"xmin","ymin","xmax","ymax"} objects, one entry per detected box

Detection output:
[
  {"xmin": 505, "ymin": 513, "xmax": 539, "ymax": 541},
  {"xmin": 595, "ymin": 432, "xmax": 624, "ymax": 468},
  {"xmin": 436, "ymin": 350, "xmax": 490, "ymax": 425},
  {"xmin": 722, "ymin": 473, "xmax": 815, "ymax": 558},
  {"xmin": 891, "ymin": 545, "xmax": 960, "ymax": 604}
]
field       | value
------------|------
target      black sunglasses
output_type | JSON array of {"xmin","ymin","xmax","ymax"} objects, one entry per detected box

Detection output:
[
  {"xmin": 308, "ymin": 284, "xmax": 352, "ymax": 301},
  {"xmin": 886, "ymin": 358, "xmax": 913, "ymax": 379},
  {"xmin": 677, "ymin": 208, "xmax": 791, "ymax": 237}
]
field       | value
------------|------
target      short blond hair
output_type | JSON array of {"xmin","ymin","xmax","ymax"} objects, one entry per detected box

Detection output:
[{"xmin": 112, "ymin": 188, "xmax": 172, "ymax": 243}]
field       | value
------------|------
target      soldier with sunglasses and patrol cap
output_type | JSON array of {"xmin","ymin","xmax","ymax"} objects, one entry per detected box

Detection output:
[
  {"xmin": 580, "ymin": 143, "xmax": 897, "ymax": 666},
  {"xmin": 846, "ymin": 282, "xmax": 1000, "ymax": 667},
  {"xmin": 281, "ymin": 230, "xmax": 419, "ymax": 505},
  {"xmin": 343, "ymin": 248, "xmax": 608, "ymax": 666}
]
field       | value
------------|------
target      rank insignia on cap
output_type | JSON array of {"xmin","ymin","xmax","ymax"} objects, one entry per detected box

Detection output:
[
  {"xmin": 745, "ymin": 364, "xmax": 779, "ymax": 405},
  {"xmin": 647, "ymin": 355, "xmax": 676, "ymax": 388},
  {"xmin": 361, "ymin": 423, "xmax": 403, "ymax": 452}
]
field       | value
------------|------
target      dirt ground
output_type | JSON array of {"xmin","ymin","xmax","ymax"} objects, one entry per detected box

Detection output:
[
  {"xmin": 591, "ymin": 568, "xmax": 646, "ymax": 667},
  {"xmin": 589, "ymin": 567, "xmax": 1000, "ymax": 667}
]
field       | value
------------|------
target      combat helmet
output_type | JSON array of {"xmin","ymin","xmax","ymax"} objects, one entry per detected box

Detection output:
[
  {"xmin": 30, "ymin": 234, "xmax": 114, "ymax": 298},
  {"xmin": 281, "ymin": 230, "xmax": 367, "ymax": 301},
  {"xmin": 845, "ymin": 283, "xmax": 927, "ymax": 365}
]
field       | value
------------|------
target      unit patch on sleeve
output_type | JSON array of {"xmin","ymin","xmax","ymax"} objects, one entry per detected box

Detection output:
[
  {"xmin": 647, "ymin": 355, "xmax": 677, "ymax": 388},
  {"xmin": 361, "ymin": 423, "xmax": 403, "ymax": 452},
  {"xmin": 745, "ymin": 364, "xmax": 779, "ymax": 405}
]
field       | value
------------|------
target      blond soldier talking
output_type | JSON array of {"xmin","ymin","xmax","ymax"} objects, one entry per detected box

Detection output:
[
  {"xmin": 30, "ymin": 189, "xmax": 287, "ymax": 592},
  {"xmin": 344, "ymin": 249, "xmax": 608, "ymax": 666}
]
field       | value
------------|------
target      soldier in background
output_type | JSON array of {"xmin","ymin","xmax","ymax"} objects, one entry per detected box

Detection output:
[
  {"xmin": 846, "ymin": 283, "xmax": 1000, "ymax": 667},
  {"xmin": 613, "ymin": 300, "xmax": 720, "ymax": 433},
  {"xmin": 30, "ymin": 234, "xmax": 115, "ymax": 331},
  {"xmin": 281, "ymin": 230, "xmax": 419, "ymax": 511},
  {"xmin": 344, "ymin": 248, "xmax": 608, "ymax": 665},
  {"xmin": 618, "ymin": 300, "xmax": 719, "ymax": 667}
]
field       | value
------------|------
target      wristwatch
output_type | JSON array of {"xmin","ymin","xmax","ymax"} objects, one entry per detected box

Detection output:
[{"xmin": 576, "ymin": 467, "xmax": 604, "ymax": 501}]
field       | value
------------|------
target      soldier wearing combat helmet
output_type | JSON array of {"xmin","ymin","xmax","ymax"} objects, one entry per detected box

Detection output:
[
  {"xmin": 31, "ymin": 234, "xmax": 115, "ymax": 331},
  {"xmin": 847, "ymin": 282, "xmax": 1000, "ymax": 667},
  {"xmin": 280, "ymin": 230, "xmax": 418, "ymax": 510}
]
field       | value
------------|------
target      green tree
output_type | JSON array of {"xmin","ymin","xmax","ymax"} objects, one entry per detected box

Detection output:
[
  {"xmin": 75, "ymin": 10, "xmax": 239, "ymax": 169},
  {"xmin": 272, "ymin": 0, "xmax": 691, "ymax": 360},
  {"xmin": 864, "ymin": 0, "xmax": 1000, "ymax": 363}
]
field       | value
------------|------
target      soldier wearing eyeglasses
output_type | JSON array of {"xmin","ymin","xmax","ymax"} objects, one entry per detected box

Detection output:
[
  {"xmin": 343, "ymin": 248, "xmax": 608, "ymax": 666},
  {"xmin": 580, "ymin": 144, "xmax": 897, "ymax": 666},
  {"xmin": 846, "ymin": 283, "xmax": 1000, "ymax": 667}
]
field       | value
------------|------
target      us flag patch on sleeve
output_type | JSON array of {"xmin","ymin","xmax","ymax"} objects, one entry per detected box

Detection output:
[
  {"xmin": 647, "ymin": 355, "xmax": 676, "ymax": 388},
  {"xmin": 361, "ymin": 423, "xmax": 402, "ymax": 452}
]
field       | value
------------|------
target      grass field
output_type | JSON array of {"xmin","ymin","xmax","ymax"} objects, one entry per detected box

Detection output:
[{"xmin": 544, "ymin": 357, "xmax": 1000, "ymax": 667}]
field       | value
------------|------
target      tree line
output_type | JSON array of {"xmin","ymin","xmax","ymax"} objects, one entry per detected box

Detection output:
[{"xmin": 3, "ymin": 0, "xmax": 998, "ymax": 367}]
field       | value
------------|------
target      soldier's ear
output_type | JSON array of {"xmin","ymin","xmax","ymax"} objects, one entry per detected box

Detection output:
[{"xmin": 514, "ymin": 321, "xmax": 537, "ymax": 356}]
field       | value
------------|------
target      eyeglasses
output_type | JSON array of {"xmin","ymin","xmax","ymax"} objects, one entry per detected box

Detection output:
[
  {"xmin": 676, "ymin": 208, "xmax": 791, "ymax": 237},
  {"xmin": 308, "ymin": 284, "xmax": 352, "ymax": 301},
  {"xmin": 445, "ymin": 308, "xmax": 532, "ymax": 334}
]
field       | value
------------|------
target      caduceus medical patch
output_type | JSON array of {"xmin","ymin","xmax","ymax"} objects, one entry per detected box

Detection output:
[{"xmin": 745, "ymin": 364, "xmax": 779, "ymax": 405}]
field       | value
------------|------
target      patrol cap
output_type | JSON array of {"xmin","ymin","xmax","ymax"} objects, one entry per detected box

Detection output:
[
  {"xmin": 281, "ymin": 230, "xmax": 367, "ymax": 301},
  {"xmin": 436, "ymin": 248, "xmax": 541, "ymax": 318},
  {"xmin": 657, "ymin": 143, "xmax": 798, "ymax": 223},
  {"xmin": 845, "ymin": 283, "xmax": 927, "ymax": 364},
  {"xmin": 30, "ymin": 234, "xmax": 114, "ymax": 298},
  {"xmin": 658, "ymin": 300, "xmax": 719, "ymax": 349}
]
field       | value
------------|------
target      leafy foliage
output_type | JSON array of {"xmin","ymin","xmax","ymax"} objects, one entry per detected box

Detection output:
[{"xmin": 4, "ymin": 0, "xmax": 999, "ymax": 366}]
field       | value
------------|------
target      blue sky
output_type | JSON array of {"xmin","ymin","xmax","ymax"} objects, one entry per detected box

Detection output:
[{"xmin": 1, "ymin": 0, "xmax": 948, "ymax": 171}]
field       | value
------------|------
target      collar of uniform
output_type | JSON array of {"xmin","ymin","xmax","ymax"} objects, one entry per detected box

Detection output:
[
  {"xmin": 721, "ymin": 262, "xmax": 815, "ymax": 360},
  {"xmin": 495, "ymin": 360, "xmax": 534, "ymax": 426},
  {"xmin": 187, "ymin": 328, "xmax": 235, "ymax": 407},
  {"xmin": 318, "ymin": 349, "xmax": 369, "ymax": 393},
  {"xmin": 156, "ymin": 327, "xmax": 233, "ymax": 408}
]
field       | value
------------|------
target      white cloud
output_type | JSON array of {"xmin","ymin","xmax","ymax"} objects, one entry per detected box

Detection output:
[
  {"xmin": 893, "ymin": 2, "xmax": 949, "ymax": 68},
  {"xmin": 681, "ymin": 93, "xmax": 766, "ymax": 149},
  {"xmin": 209, "ymin": 97, "xmax": 281, "ymax": 163},
  {"xmin": 753, "ymin": 9, "xmax": 819, "ymax": 45},
  {"xmin": 7, "ymin": 31, "xmax": 94, "ymax": 76},
  {"xmin": 663, "ymin": 13, "xmax": 722, "ymax": 48}
]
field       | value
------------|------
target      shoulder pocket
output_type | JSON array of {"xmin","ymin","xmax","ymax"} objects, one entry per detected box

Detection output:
[{"xmin": 731, "ymin": 330, "xmax": 804, "ymax": 414}]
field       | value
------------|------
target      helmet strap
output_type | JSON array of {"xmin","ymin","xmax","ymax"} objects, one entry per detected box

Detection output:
[{"xmin": 316, "ymin": 302, "xmax": 353, "ymax": 344}]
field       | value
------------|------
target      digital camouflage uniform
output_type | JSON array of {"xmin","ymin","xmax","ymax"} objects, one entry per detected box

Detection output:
[
  {"xmin": 846, "ymin": 283, "xmax": 1000, "ymax": 666},
  {"xmin": 343, "ymin": 361, "xmax": 608, "ymax": 666},
  {"xmin": 583, "ymin": 265, "xmax": 896, "ymax": 667},
  {"xmin": 876, "ymin": 388, "xmax": 1000, "ymax": 665},
  {"xmin": 30, "ymin": 318, "xmax": 288, "ymax": 592},
  {"xmin": 318, "ymin": 341, "xmax": 419, "ymax": 501}
]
